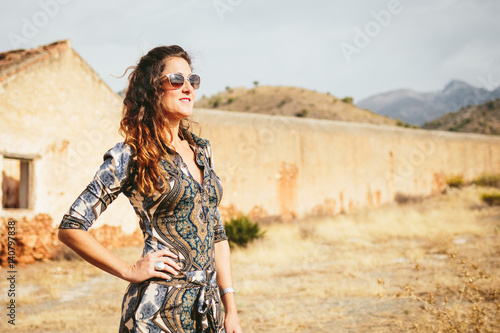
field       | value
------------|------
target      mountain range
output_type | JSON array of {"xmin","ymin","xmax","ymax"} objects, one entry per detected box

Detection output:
[{"xmin": 357, "ymin": 80, "xmax": 500, "ymax": 126}]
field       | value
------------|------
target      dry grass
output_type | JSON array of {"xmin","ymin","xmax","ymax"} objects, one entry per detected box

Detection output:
[
  {"xmin": 231, "ymin": 185, "xmax": 499, "ymax": 332},
  {"xmin": 1, "ymin": 185, "xmax": 499, "ymax": 332}
]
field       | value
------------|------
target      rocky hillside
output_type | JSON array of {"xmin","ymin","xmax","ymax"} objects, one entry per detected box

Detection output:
[
  {"xmin": 195, "ymin": 86, "xmax": 397, "ymax": 126},
  {"xmin": 357, "ymin": 80, "xmax": 500, "ymax": 126},
  {"xmin": 422, "ymin": 98, "xmax": 500, "ymax": 135}
]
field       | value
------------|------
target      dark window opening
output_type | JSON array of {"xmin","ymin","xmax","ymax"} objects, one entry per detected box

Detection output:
[{"xmin": 2, "ymin": 157, "xmax": 31, "ymax": 209}]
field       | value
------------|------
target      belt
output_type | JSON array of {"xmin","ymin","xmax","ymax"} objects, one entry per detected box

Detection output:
[
  {"xmin": 147, "ymin": 270, "xmax": 222, "ymax": 333},
  {"xmin": 184, "ymin": 270, "xmax": 220, "ymax": 333}
]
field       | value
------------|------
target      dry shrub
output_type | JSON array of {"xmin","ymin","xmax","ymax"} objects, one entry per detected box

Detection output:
[
  {"xmin": 378, "ymin": 252, "xmax": 500, "ymax": 332},
  {"xmin": 473, "ymin": 174, "xmax": 500, "ymax": 188},
  {"xmin": 447, "ymin": 174, "xmax": 465, "ymax": 188},
  {"xmin": 394, "ymin": 192, "xmax": 425, "ymax": 204},
  {"xmin": 481, "ymin": 192, "xmax": 500, "ymax": 206}
]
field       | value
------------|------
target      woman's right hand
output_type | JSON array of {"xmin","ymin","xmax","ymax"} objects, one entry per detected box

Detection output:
[{"xmin": 124, "ymin": 248, "xmax": 181, "ymax": 283}]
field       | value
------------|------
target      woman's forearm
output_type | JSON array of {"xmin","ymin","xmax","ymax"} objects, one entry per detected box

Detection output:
[
  {"xmin": 58, "ymin": 228, "xmax": 133, "ymax": 280},
  {"xmin": 58, "ymin": 229, "xmax": 180, "ymax": 283},
  {"xmin": 214, "ymin": 240, "xmax": 238, "ymax": 312},
  {"xmin": 215, "ymin": 240, "xmax": 242, "ymax": 332}
]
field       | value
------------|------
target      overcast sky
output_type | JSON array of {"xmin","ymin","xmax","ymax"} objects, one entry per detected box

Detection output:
[{"xmin": 1, "ymin": 0, "xmax": 500, "ymax": 102}]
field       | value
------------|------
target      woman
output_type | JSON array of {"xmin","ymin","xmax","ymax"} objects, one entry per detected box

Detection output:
[{"xmin": 58, "ymin": 45, "xmax": 242, "ymax": 333}]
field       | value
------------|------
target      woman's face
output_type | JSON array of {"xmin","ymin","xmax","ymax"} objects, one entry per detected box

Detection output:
[{"xmin": 160, "ymin": 57, "xmax": 196, "ymax": 122}]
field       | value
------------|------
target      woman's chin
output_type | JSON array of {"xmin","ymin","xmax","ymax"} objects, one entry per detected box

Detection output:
[
  {"xmin": 180, "ymin": 108, "xmax": 193, "ymax": 118},
  {"xmin": 168, "ymin": 108, "xmax": 193, "ymax": 121}
]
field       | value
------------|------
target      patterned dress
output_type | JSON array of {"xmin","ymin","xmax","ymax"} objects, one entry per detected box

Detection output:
[{"xmin": 59, "ymin": 133, "xmax": 227, "ymax": 333}]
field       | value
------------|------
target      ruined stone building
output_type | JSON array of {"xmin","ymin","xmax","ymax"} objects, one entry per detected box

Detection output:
[{"xmin": 0, "ymin": 40, "xmax": 138, "ymax": 247}]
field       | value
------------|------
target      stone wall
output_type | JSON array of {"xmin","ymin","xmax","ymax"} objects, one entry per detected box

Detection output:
[{"xmin": 193, "ymin": 109, "xmax": 500, "ymax": 219}]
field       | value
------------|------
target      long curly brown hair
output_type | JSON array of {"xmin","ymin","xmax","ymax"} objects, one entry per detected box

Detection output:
[{"xmin": 119, "ymin": 45, "xmax": 196, "ymax": 195}]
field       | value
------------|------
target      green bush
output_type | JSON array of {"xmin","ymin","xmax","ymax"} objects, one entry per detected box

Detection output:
[
  {"xmin": 473, "ymin": 174, "xmax": 500, "ymax": 188},
  {"xmin": 481, "ymin": 192, "xmax": 500, "ymax": 206},
  {"xmin": 224, "ymin": 215, "xmax": 264, "ymax": 248},
  {"xmin": 212, "ymin": 97, "xmax": 222, "ymax": 108},
  {"xmin": 277, "ymin": 99, "xmax": 287, "ymax": 107},
  {"xmin": 396, "ymin": 119, "xmax": 419, "ymax": 128},
  {"xmin": 341, "ymin": 96, "xmax": 353, "ymax": 104},
  {"xmin": 446, "ymin": 174, "xmax": 464, "ymax": 188},
  {"xmin": 486, "ymin": 100, "xmax": 495, "ymax": 110},
  {"xmin": 295, "ymin": 109, "xmax": 309, "ymax": 117}
]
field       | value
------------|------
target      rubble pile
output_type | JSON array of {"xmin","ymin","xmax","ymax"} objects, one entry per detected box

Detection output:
[{"xmin": 0, "ymin": 214, "xmax": 58, "ymax": 265}]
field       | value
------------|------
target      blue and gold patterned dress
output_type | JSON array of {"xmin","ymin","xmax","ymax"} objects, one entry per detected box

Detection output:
[{"xmin": 59, "ymin": 133, "xmax": 227, "ymax": 333}]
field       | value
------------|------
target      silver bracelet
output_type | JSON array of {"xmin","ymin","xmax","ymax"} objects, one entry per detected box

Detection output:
[{"xmin": 220, "ymin": 287, "xmax": 235, "ymax": 296}]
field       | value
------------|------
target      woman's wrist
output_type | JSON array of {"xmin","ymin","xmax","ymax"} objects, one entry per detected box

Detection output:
[
  {"xmin": 225, "ymin": 309, "xmax": 239, "ymax": 318},
  {"xmin": 220, "ymin": 292, "xmax": 238, "ymax": 314},
  {"xmin": 120, "ymin": 263, "xmax": 136, "ymax": 282},
  {"xmin": 224, "ymin": 305, "xmax": 239, "ymax": 316}
]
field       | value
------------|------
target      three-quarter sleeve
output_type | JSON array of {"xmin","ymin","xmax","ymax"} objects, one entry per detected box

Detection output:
[
  {"xmin": 59, "ymin": 142, "xmax": 134, "ymax": 231},
  {"xmin": 213, "ymin": 208, "xmax": 228, "ymax": 243}
]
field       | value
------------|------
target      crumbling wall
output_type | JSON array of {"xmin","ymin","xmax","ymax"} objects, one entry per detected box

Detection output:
[{"xmin": 0, "ymin": 214, "xmax": 57, "ymax": 265}]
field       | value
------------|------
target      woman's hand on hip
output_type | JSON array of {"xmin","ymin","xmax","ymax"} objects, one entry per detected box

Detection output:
[{"xmin": 124, "ymin": 248, "xmax": 180, "ymax": 283}]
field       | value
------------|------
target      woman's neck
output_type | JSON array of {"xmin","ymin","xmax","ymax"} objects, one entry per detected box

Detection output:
[{"xmin": 167, "ymin": 124, "xmax": 185, "ymax": 150}]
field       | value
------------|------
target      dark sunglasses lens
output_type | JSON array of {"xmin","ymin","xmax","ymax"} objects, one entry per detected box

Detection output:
[
  {"xmin": 189, "ymin": 74, "xmax": 201, "ymax": 89},
  {"xmin": 168, "ymin": 74, "xmax": 184, "ymax": 88}
]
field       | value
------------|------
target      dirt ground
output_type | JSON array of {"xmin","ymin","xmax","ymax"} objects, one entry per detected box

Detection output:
[{"xmin": 1, "ymin": 186, "xmax": 499, "ymax": 332}]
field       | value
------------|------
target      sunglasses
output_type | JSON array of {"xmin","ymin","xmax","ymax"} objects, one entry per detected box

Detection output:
[{"xmin": 162, "ymin": 73, "xmax": 201, "ymax": 90}]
